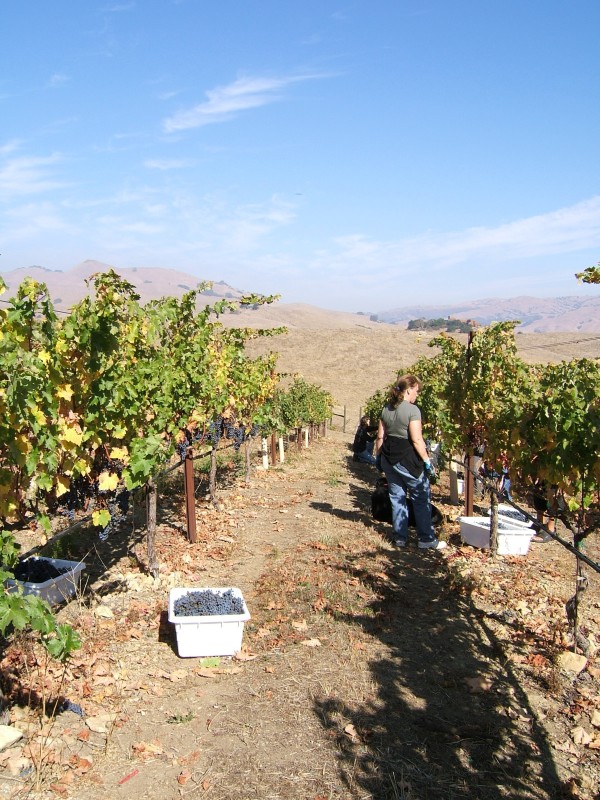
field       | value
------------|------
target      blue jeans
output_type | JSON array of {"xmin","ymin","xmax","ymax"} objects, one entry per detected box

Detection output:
[
  {"xmin": 381, "ymin": 455, "xmax": 435, "ymax": 544},
  {"xmin": 355, "ymin": 448, "xmax": 377, "ymax": 465}
]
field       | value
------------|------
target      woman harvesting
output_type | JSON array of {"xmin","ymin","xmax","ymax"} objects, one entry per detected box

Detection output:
[{"xmin": 375, "ymin": 374, "xmax": 446, "ymax": 550}]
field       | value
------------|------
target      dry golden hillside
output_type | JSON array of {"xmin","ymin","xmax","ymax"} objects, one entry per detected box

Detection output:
[{"xmin": 245, "ymin": 324, "xmax": 600, "ymax": 418}]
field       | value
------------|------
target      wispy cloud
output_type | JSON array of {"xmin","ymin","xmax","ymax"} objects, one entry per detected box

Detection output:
[
  {"xmin": 0, "ymin": 152, "xmax": 66, "ymax": 198},
  {"xmin": 158, "ymin": 89, "xmax": 184, "ymax": 101},
  {"xmin": 311, "ymin": 196, "xmax": 600, "ymax": 278},
  {"xmin": 144, "ymin": 158, "xmax": 195, "ymax": 170},
  {"xmin": 0, "ymin": 139, "xmax": 22, "ymax": 156},
  {"xmin": 163, "ymin": 73, "xmax": 323, "ymax": 133},
  {"xmin": 48, "ymin": 73, "xmax": 70, "ymax": 88},
  {"xmin": 218, "ymin": 196, "xmax": 297, "ymax": 251},
  {"xmin": 2, "ymin": 201, "xmax": 72, "ymax": 241}
]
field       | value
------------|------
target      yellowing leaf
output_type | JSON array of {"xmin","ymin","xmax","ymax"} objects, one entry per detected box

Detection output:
[
  {"xmin": 32, "ymin": 407, "xmax": 46, "ymax": 426},
  {"xmin": 60, "ymin": 426, "xmax": 84, "ymax": 446},
  {"xmin": 92, "ymin": 509, "xmax": 111, "ymax": 528},
  {"xmin": 112, "ymin": 425, "xmax": 127, "ymax": 440},
  {"xmin": 38, "ymin": 350, "xmax": 51, "ymax": 365},
  {"xmin": 56, "ymin": 475, "xmax": 70, "ymax": 498},
  {"xmin": 73, "ymin": 458, "xmax": 90, "ymax": 476},
  {"xmin": 57, "ymin": 384, "xmax": 74, "ymax": 400},
  {"xmin": 109, "ymin": 447, "xmax": 129, "ymax": 462},
  {"xmin": 15, "ymin": 433, "xmax": 31, "ymax": 454},
  {"xmin": 98, "ymin": 471, "xmax": 119, "ymax": 491}
]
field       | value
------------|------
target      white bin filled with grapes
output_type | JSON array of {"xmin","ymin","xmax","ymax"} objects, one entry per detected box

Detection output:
[{"xmin": 168, "ymin": 587, "xmax": 250, "ymax": 657}]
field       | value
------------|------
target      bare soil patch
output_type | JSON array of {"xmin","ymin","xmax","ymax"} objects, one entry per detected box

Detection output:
[{"xmin": 1, "ymin": 428, "xmax": 598, "ymax": 800}]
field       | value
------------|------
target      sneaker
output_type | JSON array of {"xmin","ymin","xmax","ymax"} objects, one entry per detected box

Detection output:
[
  {"xmin": 418, "ymin": 539, "xmax": 447, "ymax": 551},
  {"xmin": 393, "ymin": 538, "xmax": 408, "ymax": 547},
  {"xmin": 531, "ymin": 531, "xmax": 552, "ymax": 543}
]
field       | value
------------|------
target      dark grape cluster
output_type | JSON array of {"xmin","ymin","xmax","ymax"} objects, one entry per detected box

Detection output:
[
  {"xmin": 175, "ymin": 439, "xmax": 189, "ymax": 461},
  {"xmin": 497, "ymin": 519, "xmax": 525, "ymax": 530},
  {"xmin": 99, "ymin": 489, "xmax": 130, "ymax": 541},
  {"xmin": 59, "ymin": 475, "xmax": 96, "ymax": 521},
  {"xmin": 208, "ymin": 415, "xmax": 223, "ymax": 447},
  {"xmin": 173, "ymin": 588, "xmax": 244, "ymax": 617},
  {"xmin": 232, "ymin": 427, "xmax": 245, "ymax": 451},
  {"xmin": 496, "ymin": 508, "xmax": 528, "ymax": 523},
  {"xmin": 14, "ymin": 558, "xmax": 68, "ymax": 583}
]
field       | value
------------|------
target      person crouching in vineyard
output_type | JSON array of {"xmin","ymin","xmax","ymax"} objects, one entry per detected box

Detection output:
[
  {"xmin": 531, "ymin": 481, "xmax": 559, "ymax": 543},
  {"xmin": 374, "ymin": 375, "xmax": 446, "ymax": 550},
  {"xmin": 352, "ymin": 415, "xmax": 378, "ymax": 465}
]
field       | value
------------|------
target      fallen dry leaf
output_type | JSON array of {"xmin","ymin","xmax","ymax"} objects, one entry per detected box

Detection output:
[
  {"xmin": 177, "ymin": 769, "xmax": 192, "ymax": 785},
  {"xmin": 194, "ymin": 669, "xmax": 216, "ymax": 679},
  {"xmin": 301, "ymin": 638, "xmax": 322, "ymax": 647},
  {"xmin": 292, "ymin": 620, "xmax": 308, "ymax": 631},
  {"xmin": 233, "ymin": 649, "xmax": 258, "ymax": 661},
  {"xmin": 464, "ymin": 676, "xmax": 494, "ymax": 693},
  {"xmin": 132, "ymin": 739, "xmax": 164, "ymax": 758},
  {"xmin": 344, "ymin": 723, "xmax": 360, "ymax": 743},
  {"xmin": 69, "ymin": 755, "xmax": 93, "ymax": 774},
  {"xmin": 571, "ymin": 726, "xmax": 592, "ymax": 746},
  {"xmin": 554, "ymin": 739, "xmax": 579, "ymax": 754}
]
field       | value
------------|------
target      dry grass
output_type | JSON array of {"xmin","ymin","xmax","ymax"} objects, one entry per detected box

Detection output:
[{"xmin": 246, "ymin": 327, "xmax": 600, "ymax": 413}]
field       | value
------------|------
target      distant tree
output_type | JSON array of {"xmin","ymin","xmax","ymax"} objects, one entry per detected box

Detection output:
[
  {"xmin": 369, "ymin": 314, "xmax": 379, "ymax": 322},
  {"xmin": 575, "ymin": 261, "xmax": 600, "ymax": 284},
  {"xmin": 407, "ymin": 317, "xmax": 474, "ymax": 333}
]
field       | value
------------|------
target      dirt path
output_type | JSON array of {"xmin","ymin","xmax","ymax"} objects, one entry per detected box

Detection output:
[{"xmin": 1, "ymin": 429, "xmax": 599, "ymax": 800}]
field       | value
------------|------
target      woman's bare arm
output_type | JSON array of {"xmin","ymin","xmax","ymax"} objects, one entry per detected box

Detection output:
[
  {"xmin": 408, "ymin": 419, "xmax": 429, "ymax": 463},
  {"xmin": 374, "ymin": 420, "xmax": 385, "ymax": 455}
]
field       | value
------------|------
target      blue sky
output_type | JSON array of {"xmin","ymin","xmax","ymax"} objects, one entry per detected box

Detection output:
[{"xmin": 1, "ymin": 1, "xmax": 599, "ymax": 312}]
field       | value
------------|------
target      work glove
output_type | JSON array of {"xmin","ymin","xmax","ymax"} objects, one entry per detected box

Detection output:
[{"xmin": 424, "ymin": 460, "xmax": 437, "ymax": 483}]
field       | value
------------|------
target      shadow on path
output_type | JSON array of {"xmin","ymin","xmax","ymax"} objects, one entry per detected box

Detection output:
[{"xmin": 310, "ymin": 500, "xmax": 562, "ymax": 799}]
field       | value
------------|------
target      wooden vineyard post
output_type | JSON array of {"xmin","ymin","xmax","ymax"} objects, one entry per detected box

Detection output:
[
  {"xmin": 209, "ymin": 448, "xmax": 218, "ymax": 508},
  {"xmin": 270, "ymin": 433, "xmax": 277, "ymax": 465},
  {"xmin": 278, "ymin": 436, "xmax": 285, "ymax": 463},
  {"xmin": 146, "ymin": 478, "xmax": 160, "ymax": 578},
  {"xmin": 465, "ymin": 454, "xmax": 475, "ymax": 517},
  {"xmin": 303, "ymin": 428, "xmax": 309, "ymax": 448},
  {"xmin": 449, "ymin": 457, "xmax": 460, "ymax": 506},
  {"xmin": 244, "ymin": 438, "xmax": 252, "ymax": 482},
  {"xmin": 296, "ymin": 428, "xmax": 302, "ymax": 451},
  {"xmin": 184, "ymin": 449, "xmax": 197, "ymax": 543}
]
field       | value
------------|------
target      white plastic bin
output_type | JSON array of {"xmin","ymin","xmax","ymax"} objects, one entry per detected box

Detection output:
[
  {"xmin": 460, "ymin": 516, "xmax": 534, "ymax": 555},
  {"xmin": 168, "ymin": 587, "xmax": 250, "ymax": 658}
]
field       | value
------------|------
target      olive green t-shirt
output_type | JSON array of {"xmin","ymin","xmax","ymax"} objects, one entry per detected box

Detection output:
[{"xmin": 381, "ymin": 400, "xmax": 421, "ymax": 439}]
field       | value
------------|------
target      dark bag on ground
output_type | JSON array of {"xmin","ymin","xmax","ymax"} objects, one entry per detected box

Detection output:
[{"xmin": 371, "ymin": 477, "xmax": 443, "ymax": 527}]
